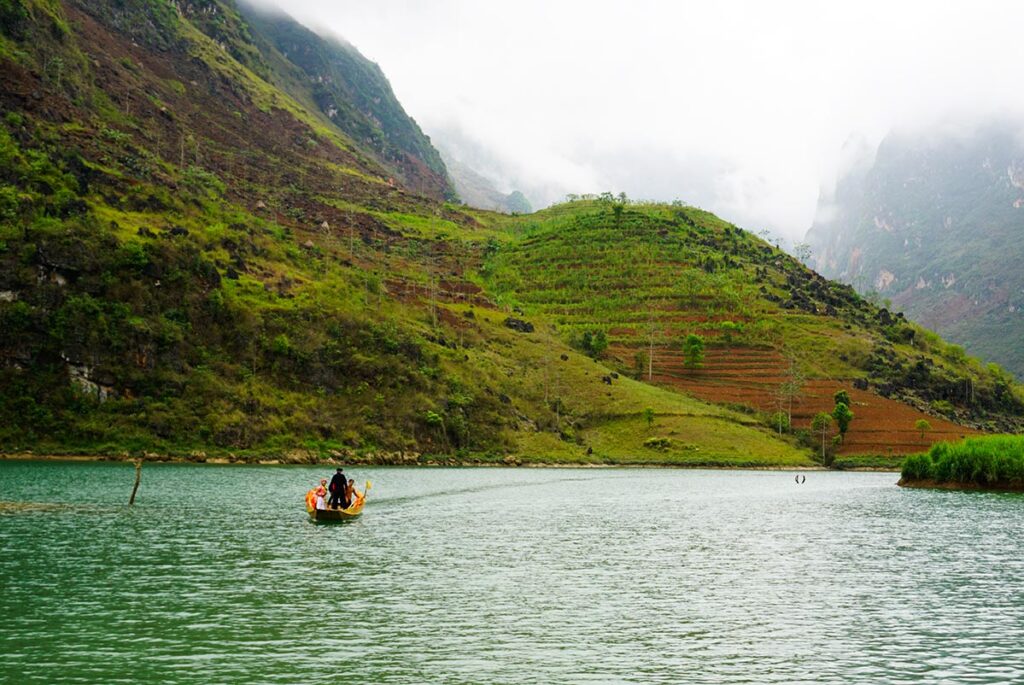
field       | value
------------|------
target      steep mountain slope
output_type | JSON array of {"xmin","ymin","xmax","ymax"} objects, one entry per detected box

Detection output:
[
  {"xmin": 235, "ymin": 1, "xmax": 453, "ymax": 201},
  {"xmin": 440, "ymin": 149, "xmax": 532, "ymax": 214},
  {"xmin": 805, "ymin": 123, "xmax": 1024, "ymax": 377},
  {"xmin": 0, "ymin": 0, "xmax": 811, "ymax": 465},
  {"xmin": 486, "ymin": 200, "xmax": 1024, "ymax": 460}
]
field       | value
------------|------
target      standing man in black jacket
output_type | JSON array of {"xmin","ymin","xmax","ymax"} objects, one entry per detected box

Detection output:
[{"xmin": 328, "ymin": 467, "xmax": 347, "ymax": 509}]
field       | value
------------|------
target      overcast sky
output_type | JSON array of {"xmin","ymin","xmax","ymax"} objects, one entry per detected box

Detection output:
[{"xmin": 256, "ymin": 0, "xmax": 1024, "ymax": 241}]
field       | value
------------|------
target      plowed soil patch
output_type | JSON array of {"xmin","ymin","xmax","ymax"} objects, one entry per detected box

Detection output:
[{"xmin": 611, "ymin": 345, "xmax": 979, "ymax": 455}]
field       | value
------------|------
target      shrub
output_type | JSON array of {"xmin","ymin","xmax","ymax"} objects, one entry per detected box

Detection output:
[
  {"xmin": 0, "ymin": 0, "xmax": 29, "ymax": 39},
  {"xmin": 767, "ymin": 411, "xmax": 790, "ymax": 434},
  {"xmin": 571, "ymin": 328, "xmax": 608, "ymax": 358},
  {"xmin": 720, "ymin": 320, "xmax": 741, "ymax": 343},
  {"xmin": 682, "ymin": 333, "xmax": 704, "ymax": 369},
  {"xmin": 182, "ymin": 165, "xmax": 226, "ymax": 198},
  {"xmin": 902, "ymin": 435, "xmax": 1024, "ymax": 487},
  {"xmin": 271, "ymin": 333, "xmax": 291, "ymax": 355},
  {"xmin": 901, "ymin": 453, "xmax": 933, "ymax": 481},
  {"xmin": 100, "ymin": 127, "xmax": 129, "ymax": 143}
]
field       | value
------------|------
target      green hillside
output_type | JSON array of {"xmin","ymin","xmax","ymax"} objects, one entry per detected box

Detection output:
[
  {"xmin": 0, "ymin": 0, "xmax": 811, "ymax": 465},
  {"xmin": 485, "ymin": 199, "xmax": 1023, "ymax": 458},
  {"xmin": 0, "ymin": 0, "xmax": 1020, "ymax": 466}
]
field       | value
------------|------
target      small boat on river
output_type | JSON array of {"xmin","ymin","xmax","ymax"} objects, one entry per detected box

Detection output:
[{"xmin": 305, "ymin": 481, "xmax": 370, "ymax": 523}]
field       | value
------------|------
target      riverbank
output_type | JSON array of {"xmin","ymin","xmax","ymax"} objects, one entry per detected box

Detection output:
[
  {"xmin": 0, "ymin": 451, "xmax": 843, "ymax": 470},
  {"xmin": 897, "ymin": 477, "xmax": 1024, "ymax": 492}
]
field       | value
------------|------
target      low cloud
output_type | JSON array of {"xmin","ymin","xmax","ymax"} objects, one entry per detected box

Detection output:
[{"xmin": 257, "ymin": 0, "xmax": 1024, "ymax": 241}]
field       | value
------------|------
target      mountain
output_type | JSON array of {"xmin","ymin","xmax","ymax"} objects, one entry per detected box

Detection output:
[
  {"xmin": 0, "ymin": 0, "xmax": 802, "ymax": 465},
  {"xmin": 0, "ymin": 0, "xmax": 1020, "ymax": 466},
  {"xmin": 440, "ymin": 149, "xmax": 532, "ymax": 214},
  {"xmin": 429, "ymin": 124, "xmax": 556, "ymax": 212},
  {"xmin": 805, "ymin": 122, "xmax": 1024, "ymax": 378},
  {"xmin": 234, "ymin": 1, "xmax": 453, "ymax": 201}
]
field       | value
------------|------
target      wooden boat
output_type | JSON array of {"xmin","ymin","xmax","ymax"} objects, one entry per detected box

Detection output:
[{"xmin": 306, "ymin": 482, "xmax": 370, "ymax": 523}]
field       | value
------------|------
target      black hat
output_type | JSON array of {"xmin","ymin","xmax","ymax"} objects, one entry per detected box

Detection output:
[{"xmin": 336, "ymin": 467, "xmax": 344, "ymax": 472}]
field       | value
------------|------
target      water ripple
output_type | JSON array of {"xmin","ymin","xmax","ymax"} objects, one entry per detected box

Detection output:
[{"xmin": 1, "ymin": 463, "xmax": 1022, "ymax": 683}]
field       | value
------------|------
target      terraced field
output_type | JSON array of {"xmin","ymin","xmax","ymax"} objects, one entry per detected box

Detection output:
[
  {"xmin": 488, "ymin": 200, "xmax": 1009, "ymax": 459},
  {"xmin": 625, "ymin": 346, "xmax": 976, "ymax": 456}
]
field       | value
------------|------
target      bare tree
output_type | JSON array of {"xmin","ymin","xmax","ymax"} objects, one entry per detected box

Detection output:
[
  {"xmin": 779, "ymin": 355, "xmax": 805, "ymax": 428},
  {"xmin": 793, "ymin": 242, "xmax": 813, "ymax": 265}
]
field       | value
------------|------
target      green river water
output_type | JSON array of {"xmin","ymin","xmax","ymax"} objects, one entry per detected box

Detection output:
[{"xmin": 1, "ymin": 461, "xmax": 1022, "ymax": 684}]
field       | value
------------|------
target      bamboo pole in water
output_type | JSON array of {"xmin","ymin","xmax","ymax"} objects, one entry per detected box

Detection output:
[{"xmin": 129, "ymin": 459, "xmax": 142, "ymax": 506}]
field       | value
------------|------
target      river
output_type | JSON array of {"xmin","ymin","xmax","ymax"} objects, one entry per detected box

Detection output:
[{"xmin": 1, "ymin": 462, "xmax": 1022, "ymax": 684}]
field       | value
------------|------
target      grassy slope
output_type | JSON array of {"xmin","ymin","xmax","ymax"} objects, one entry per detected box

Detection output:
[
  {"xmin": 484, "ymin": 200, "xmax": 1024, "ymax": 466},
  {"xmin": 0, "ymin": 0, "xmax": 810, "ymax": 466}
]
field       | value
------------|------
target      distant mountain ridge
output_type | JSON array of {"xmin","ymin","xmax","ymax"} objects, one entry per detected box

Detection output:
[
  {"xmin": 805, "ymin": 122, "xmax": 1024, "ymax": 377},
  {"xmin": 440, "ymin": 149, "xmax": 532, "ymax": 214}
]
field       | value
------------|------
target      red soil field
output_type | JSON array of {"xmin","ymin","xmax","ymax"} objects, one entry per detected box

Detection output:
[{"xmin": 610, "ymin": 345, "xmax": 978, "ymax": 456}]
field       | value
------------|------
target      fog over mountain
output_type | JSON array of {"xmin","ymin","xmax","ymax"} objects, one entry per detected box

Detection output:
[{"xmin": 236, "ymin": 1, "xmax": 1023, "ymax": 240}]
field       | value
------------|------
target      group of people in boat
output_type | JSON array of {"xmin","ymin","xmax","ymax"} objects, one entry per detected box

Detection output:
[{"xmin": 311, "ymin": 467, "xmax": 358, "ymax": 511}]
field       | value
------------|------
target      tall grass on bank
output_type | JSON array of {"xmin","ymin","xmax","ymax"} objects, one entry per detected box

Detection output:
[{"xmin": 902, "ymin": 435, "xmax": 1024, "ymax": 487}]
